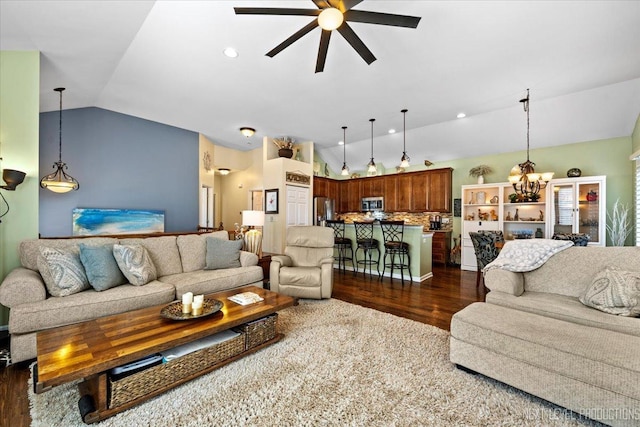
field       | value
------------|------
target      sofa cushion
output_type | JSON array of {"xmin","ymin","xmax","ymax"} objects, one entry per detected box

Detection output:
[
  {"xmin": 20, "ymin": 237, "xmax": 119, "ymax": 271},
  {"xmin": 119, "ymin": 236, "xmax": 182, "ymax": 277},
  {"xmin": 450, "ymin": 302, "xmax": 640, "ymax": 402},
  {"xmin": 205, "ymin": 237, "xmax": 243, "ymax": 270},
  {"xmin": 37, "ymin": 247, "xmax": 90, "ymax": 297},
  {"xmin": 113, "ymin": 244, "xmax": 157, "ymax": 286},
  {"xmin": 79, "ymin": 243, "xmax": 127, "ymax": 291},
  {"xmin": 486, "ymin": 291, "xmax": 640, "ymax": 337},
  {"xmin": 579, "ymin": 267, "xmax": 640, "ymax": 317},
  {"xmin": 8, "ymin": 280, "xmax": 176, "ymax": 334},
  {"xmin": 161, "ymin": 266, "xmax": 263, "ymax": 299},
  {"xmin": 177, "ymin": 231, "xmax": 228, "ymax": 273}
]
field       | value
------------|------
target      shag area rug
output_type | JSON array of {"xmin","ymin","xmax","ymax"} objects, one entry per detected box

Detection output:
[{"xmin": 29, "ymin": 299, "xmax": 601, "ymax": 427}]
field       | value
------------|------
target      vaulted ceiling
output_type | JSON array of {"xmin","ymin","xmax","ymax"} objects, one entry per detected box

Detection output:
[{"xmin": 2, "ymin": 1, "xmax": 639, "ymax": 173}]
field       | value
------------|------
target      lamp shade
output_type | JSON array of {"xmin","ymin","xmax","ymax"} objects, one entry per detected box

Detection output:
[
  {"xmin": 318, "ymin": 8, "xmax": 343, "ymax": 30},
  {"xmin": 1, "ymin": 169, "xmax": 26, "ymax": 190},
  {"xmin": 242, "ymin": 210, "xmax": 265, "ymax": 226}
]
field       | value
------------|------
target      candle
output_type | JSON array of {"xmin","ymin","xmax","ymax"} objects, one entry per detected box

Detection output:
[
  {"xmin": 194, "ymin": 294, "xmax": 204, "ymax": 305},
  {"xmin": 192, "ymin": 300, "xmax": 203, "ymax": 316},
  {"xmin": 182, "ymin": 292, "xmax": 193, "ymax": 314}
]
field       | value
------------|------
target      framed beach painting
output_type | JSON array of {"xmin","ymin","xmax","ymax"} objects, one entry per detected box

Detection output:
[
  {"xmin": 265, "ymin": 189, "xmax": 279, "ymax": 214},
  {"xmin": 72, "ymin": 208, "xmax": 165, "ymax": 236}
]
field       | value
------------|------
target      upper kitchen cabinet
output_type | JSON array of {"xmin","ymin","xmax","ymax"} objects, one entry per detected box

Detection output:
[
  {"xmin": 384, "ymin": 175, "xmax": 398, "ymax": 212},
  {"xmin": 360, "ymin": 176, "xmax": 384, "ymax": 198},
  {"xmin": 313, "ymin": 176, "xmax": 330, "ymax": 198},
  {"xmin": 427, "ymin": 168, "xmax": 453, "ymax": 212}
]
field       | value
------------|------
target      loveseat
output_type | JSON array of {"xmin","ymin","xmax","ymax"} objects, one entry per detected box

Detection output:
[
  {"xmin": 450, "ymin": 244, "xmax": 640, "ymax": 427},
  {"xmin": 0, "ymin": 231, "xmax": 263, "ymax": 363}
]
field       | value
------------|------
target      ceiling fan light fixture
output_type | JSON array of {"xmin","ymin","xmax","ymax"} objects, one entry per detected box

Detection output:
[{"xmin": 317, "ymin": 7, "xmax": 343, "ymax": 31}]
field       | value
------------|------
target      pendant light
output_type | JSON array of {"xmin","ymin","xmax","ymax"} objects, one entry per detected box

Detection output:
[
  {"xmin": 340, "ymin": 126, "xmax": 350, "ymax": 176},
  {"xmin": 367, "ymin": 118, "xmax": 377, "ymax": 175},
  {"xmin": 399, "ymin": 109, "xmax": 411, "ymax": 168},
  {"xmin": 40, "ymin": 88, "xmax": 79, "ymax": 193},
  {"xmin": 507, "ymin": 89, "xmax": 554, "ymax": 201}
]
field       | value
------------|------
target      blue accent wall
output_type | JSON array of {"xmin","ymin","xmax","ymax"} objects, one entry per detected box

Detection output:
[{"xmin": 39, "ymin": 107, "xmax": 198, "ymax": 237}]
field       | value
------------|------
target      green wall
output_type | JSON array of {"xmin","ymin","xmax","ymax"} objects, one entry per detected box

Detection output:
[{"xmin": 0, "ymin": 51, "xmax": 40, "ymax": 326}]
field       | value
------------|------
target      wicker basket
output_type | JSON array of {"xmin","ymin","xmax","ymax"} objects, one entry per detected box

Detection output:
[
  {"xmin": 234, "ymin": 314, "xmax": 277, "ymax": 350},
  {"xmin": 109, "ymin": 332, "xmax": 245, "ymax": 408}
]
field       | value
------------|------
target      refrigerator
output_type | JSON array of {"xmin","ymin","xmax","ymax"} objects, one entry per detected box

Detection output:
[{"xmin": 313, "ymin": 197, "xmax": 335, "ymax": 226}]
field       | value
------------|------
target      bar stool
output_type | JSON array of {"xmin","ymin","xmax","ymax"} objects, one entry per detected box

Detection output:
[
  {"xmin": 380, "ymin": 220, "xmax": 411, "ymax": 284},
  {"xmin": 353, "ymin": 221, "xmax": 380, "ymax": 278},
  {"xmin": 326, "ymin": 220, "xmax": 354, "ymax": 274}
]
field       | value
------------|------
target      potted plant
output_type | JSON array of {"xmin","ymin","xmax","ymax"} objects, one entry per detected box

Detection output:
[
  {"xmin": 469, "ymin": 165, "xmax": 493, "ymax": 184},
  {"xmin": 273, "ymin": 137, "xmax": 294, "ymax": 158}
]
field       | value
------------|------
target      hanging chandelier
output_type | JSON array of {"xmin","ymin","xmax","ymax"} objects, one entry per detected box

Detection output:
[
  {"xmin": 367, "ymin": 118, "xmax": 376, "ymax": 175},
  {"xmin": 340, "ymin": 126, "xmax": 350, "ymax": 176},
  {"xmin": 399, "ymin": 109, "xmax": 410, "ymax": 168},
  {"xmin": 507, "ymin": 89, "xmax": 553, "ymax": 201},
  {"xmin": 40, "ymin": 88, "xmax": 79, "ymax": 193}
]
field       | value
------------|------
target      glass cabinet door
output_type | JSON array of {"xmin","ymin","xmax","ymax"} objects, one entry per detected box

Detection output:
[{"xmin": 550, "ymin": 177, "xmax": 605, "ymax": 245}]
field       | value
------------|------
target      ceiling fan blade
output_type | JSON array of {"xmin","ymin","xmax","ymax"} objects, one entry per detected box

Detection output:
[
  {"xmin": 312, "ymin": 0, "xmax": 332, "ymax": 9},
  {"xmin": 337, "ymin": 22, "xmax": 376, "ymax": 65},
  {"xmin": 315, "ymin": 30, "xmax": 332, "ymax": 73},
  {"xmin": 234, "ymin": 7, "xmax": 320, "ymax": 17},
  {"xmin": 345, "ymin": 10, "xmax": 421, "ymax": 28},
  {"xmin": 266, "ymin": 20, "xmax": 320, "ymax": 58},
  {"xmin": 332, "ymin": 0, "xmax": 365, "ymax": 13}
]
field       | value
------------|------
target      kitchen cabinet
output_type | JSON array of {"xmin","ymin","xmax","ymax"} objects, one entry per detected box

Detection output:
[
  {"xmin": 361, "ymin": 176, "xmax": 384, "ymax": 198},
  {"xmin": 384, "ymin": 175, "xmax": 398, "ymax": 212},
  {"xmin": 396, "ymin": 174, "xmax": 412, "ymax": 211},
  {"xmin": 432, "ymin": 231, "xmax": 452, "ymax": 265},
  {"xmin": 313, "ymin": 177, "xmax": 329, "ymax": 198},
  {"xmin": 345, "ymin": 179, "xmax": 361, "ymax": 213},
  {"xmin": 411, "ymin": 173, "xmax": 428, "ymax": 211},
  {"xmin": 428, "ymin": 168, "xmax": 452, "ymax": 212}
]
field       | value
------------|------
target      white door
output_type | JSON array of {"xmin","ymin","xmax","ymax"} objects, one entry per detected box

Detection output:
[{"xmin": 286, "ymin": 185, "xmax": 309, "ymax": 226}]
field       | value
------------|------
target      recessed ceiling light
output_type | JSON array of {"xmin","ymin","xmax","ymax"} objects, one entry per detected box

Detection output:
[
  {"xmin": 218, "ymin": 168, "xmax": 230, "ymax": 175},
  {"xmin": 457, "ymin": 112, "xmax": 466, "ymax": 119},
  {"xmin": 388, "ymin": 129, "xmax": 396, "ymax": 134},
  {"xmin": 338, "ymin": 140, "xmax": 344, "ymax": 145},
  {"xmin": 223, "ymin": 47, "xmax": 239, "ymax": 58}
]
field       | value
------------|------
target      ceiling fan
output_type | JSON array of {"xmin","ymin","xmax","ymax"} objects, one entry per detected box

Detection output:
[{"xmin": 234, "ymin": 0, "xmax": 421, "ymax": 73}]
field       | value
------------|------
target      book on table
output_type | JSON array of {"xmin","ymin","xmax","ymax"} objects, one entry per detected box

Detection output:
[{"xmin": 228, "ymin": 291, "xmax": 264, "ymax": 306}]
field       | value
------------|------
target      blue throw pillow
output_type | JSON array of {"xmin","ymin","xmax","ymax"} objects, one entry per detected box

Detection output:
[
  {"xmin": 79, "ymin": 243, "xmax": 127, "ymax": 291},
  {"xmin": 205, "ymin": 237, "xmax": 243, "ymax": 270}
]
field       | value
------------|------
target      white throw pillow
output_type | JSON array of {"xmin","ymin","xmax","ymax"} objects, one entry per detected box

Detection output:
[
  {"xmin": 113, "ymin": 244, "xmax": 157, "ymax": 286},
  {"xmin": 579, "ymin": 267, "xmax": 640, "ymax": 316}
]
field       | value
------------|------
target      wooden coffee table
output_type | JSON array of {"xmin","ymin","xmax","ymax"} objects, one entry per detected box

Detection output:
[{"xmin": 34, "ymin": 286, "xmax": 296, "ymax": 423}]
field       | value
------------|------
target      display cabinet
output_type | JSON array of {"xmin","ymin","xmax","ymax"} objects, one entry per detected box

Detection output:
[
  {"xmin": 547, "ymin": 176, "xmax": 606, "ymax": 246},
  {"xmin": 461, "ymin": 184, "xmax": 502, "ymax": 271},
  {"xmin": 502, "ymin": 185, "xmax": 547, "ymax": 240}
]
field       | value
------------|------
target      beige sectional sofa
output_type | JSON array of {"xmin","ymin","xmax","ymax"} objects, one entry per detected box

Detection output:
[
  {"xmin": 0, "ymin": 231, "xmax": 263, "ymax": 363},
  {"xmin": 450, "ymin": 246, "xmax": 640, "ymax": 427}
]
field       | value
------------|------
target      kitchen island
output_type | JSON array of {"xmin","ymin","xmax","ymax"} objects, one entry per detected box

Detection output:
[{"xmin": 341, "ymin": 223, "xmax": 433, "ymax": 282}]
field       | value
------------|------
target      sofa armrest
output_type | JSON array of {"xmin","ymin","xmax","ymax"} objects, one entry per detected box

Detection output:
[
  {"xmin": 239, "ymin": 251, "xmax": 258, "ymax": 267},
  {"xmin": 319, "ymin": 256, "xmax": 334, "ymax": 266},
  {"xmin": 0, "ymin": 267, "xmax": 47, "ymax": 307},
  {"xmin": 484, "ymin": 269, "xmax": 524, "ymax": 296}
]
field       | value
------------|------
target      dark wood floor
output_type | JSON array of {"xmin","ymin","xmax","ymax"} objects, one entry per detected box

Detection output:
[{"xmin": 0, "ymin": 264, "xmax": 484, "ymax": 427}]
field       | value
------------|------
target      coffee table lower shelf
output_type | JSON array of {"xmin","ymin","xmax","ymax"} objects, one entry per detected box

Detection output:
[{"xmin": 77, "ymin": 333, "xmax": 283, "ymax": 424}]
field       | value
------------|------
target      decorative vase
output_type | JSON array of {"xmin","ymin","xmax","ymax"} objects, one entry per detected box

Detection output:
[
  {"xmin": 477, "ymin": 175, "xmax": 484, "ymax": 184},
  {"xmin": 567, "ymin": 168, "xmax": 582, "ymax": 177},
  {"xmin": 278, "ymin": 148, "xmax": 293, "ymax": 158},
  {"xmin": 475, "ymin": 191, "xmax": 486, "ymax": 204}
]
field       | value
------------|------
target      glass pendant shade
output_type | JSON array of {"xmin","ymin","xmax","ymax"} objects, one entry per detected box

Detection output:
[
  {"xmin": 40, "ymin": 88, "xmax": 79, "ymax": 193},
  {"xmin": 367, "ymin": 118, "xmax": 376, "ymax": 174},
  {"xmin": 341, "ymin": 126, "xmax": 349, "ymax": 176},
  {"xmin": 399, "ymin": 109, "xmax": 410, "ymax": 168}
]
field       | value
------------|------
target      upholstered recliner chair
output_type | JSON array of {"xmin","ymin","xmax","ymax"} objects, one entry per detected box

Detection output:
[{"xmin": 270, "ymin": 226, "xmax": 334, "ymax": 299}]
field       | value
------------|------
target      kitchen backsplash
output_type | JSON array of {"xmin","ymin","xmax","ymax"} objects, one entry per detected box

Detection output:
[{"xmin": 337, "ymin": 211, "xmax": 453, "ymax": 231}]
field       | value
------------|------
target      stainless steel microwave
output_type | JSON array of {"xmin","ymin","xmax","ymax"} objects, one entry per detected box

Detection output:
[{"xmin": 361, "ymin": 197, "xmax": 384, "ymax": 212}]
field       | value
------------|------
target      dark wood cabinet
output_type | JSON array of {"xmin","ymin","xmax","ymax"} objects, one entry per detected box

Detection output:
[
  {"xmin": 432, "ymin": 231, "xmax": 451, "ymax": 265},
  {"xmin": 383, "ymin": 175, "xmax": 397, "ymax": 212},
  {"xmin": 346, "ymin": 179, "xmax": 361, "ymax": 212},
  {"xmin": 313, "ymin": 177, "xmax": 329, "ymax": 198},
  {"xmin": 396, "ymin": 174, "xmax": 412, "ymax": 211},
  {"xmin": 427, "ymin": 168, "xmax": 452, "ymax": 212},
  {"xmin": 361, "ymin": 176, "xmax": 383, "ymax": 198},
  {"xmin": 411, "ymin": 173, "xmax": 428, "ymax": 212}
]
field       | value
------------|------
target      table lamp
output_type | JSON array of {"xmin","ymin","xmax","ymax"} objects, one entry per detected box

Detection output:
[{"xmin": 241, "ymin": 210, "xmax": 265, "ymax": 257}]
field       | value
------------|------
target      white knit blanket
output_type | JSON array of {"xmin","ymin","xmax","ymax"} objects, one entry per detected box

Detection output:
[{"xmin": 483, "ymin": 239, "xmax": 574, "ymax": 273}]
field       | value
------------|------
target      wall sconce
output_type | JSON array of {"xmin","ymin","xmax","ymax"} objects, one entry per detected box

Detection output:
[{"xmin": 0, "ymin": 168, "xmax": 27, "ymax": 222}]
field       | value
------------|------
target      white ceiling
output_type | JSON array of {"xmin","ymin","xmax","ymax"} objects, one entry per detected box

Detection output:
[{"xmin": 2, "ymin": 1, "xmax": 640, "ymax": 173}]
